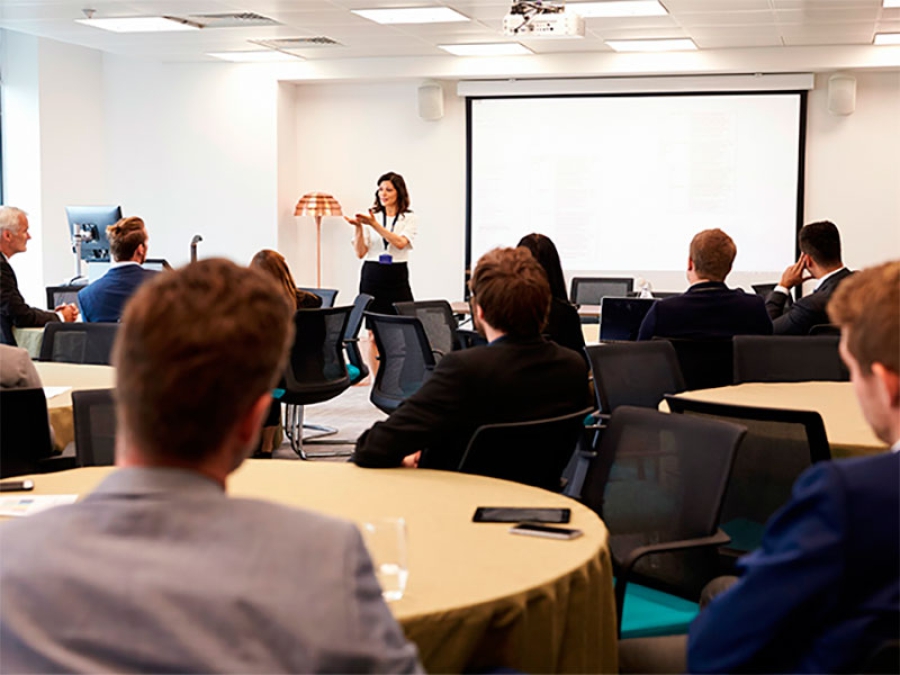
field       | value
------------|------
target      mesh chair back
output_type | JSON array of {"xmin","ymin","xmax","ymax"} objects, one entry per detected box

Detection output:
[
  {"xmin": 367, "ymin": 313, "xmax": 436, "ymax": 414},
  {"xmin": 298, "ymin": 287, "xmax": 338, "ymax": 308},
  {"xmin": 393, "ymin": 300, "xmax": 459, "ymax": 356},
  {"xmin": 72, "ymin": 388, "xmax": 117, "ymax": 466},
  {"xmin": 582, "ymin": 406, "xmax": 745, "ymax": 601},
  {"xmin": 662, "ymin": 337, "xmax": 734, "ymax": 390},
  {"xmin": 459, "ymin": 407, "xmax": 594, "ymax": 491},
  {"xmin": 664, "ymin": 395, "xmax": 830, "ymax": 553},
  {"xmin": 0, "ymin": 388, "xmax": 55, "ymax": 478},
  {"xmin": 570, "ymin": 277, "xmax": 634, "ymax": 305},
  {"xmin": 733, "ymin": 335, "xmax": 848, "ymax": 383},
  {"xmin": 46, "ymin": 285, "xmax": 82, "ymax": 311},
  {"xmin": 39, "ymin": 323, "xmax": 119, "ymax": 365},
  {"xmin": 344, "ymin": 294, "xmax": 374, "ymax": 384},
  {"xmin": 280, "ymin": 307, "xmax": 351, "ymax": 405},
  {"xmin": 586, "ymin": 342, "xmax": 685, "ymax": 414},
  {"xmin": 809, "ymin": 324, "xmax": 841, "ymax": 336}
]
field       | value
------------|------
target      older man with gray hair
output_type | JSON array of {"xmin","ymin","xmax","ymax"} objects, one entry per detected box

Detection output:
[{"xmin": 0, "ymin": 206, "xmax": 77, "ymax": 345}]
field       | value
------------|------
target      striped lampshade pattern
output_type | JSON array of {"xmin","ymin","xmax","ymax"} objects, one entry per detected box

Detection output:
[{"xmin": 295, "ymin": 192, "xmax": 343, "ymax": 217}]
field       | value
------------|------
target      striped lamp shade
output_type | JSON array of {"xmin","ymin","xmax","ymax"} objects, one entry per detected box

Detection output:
[{"xmin": 295, "ymin": 192, "xmax": 343, "ymax": 217}]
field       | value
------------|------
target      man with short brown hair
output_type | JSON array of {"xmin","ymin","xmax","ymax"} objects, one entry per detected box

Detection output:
[
  {"xmin": 688, "ymin": 261, "xmax": 899, "ymax": 673},
  {"xmin": 77, "ymin": 216, "xmax": 158, "ymax": 322},
  {"xmin": 354, "ymin": 246, "xmax": 589, "ymax": 470},
  {"xmin": 0, "ymin": 259, "xmax": 423, "ymax": 673},
  {"xmin": 637, "ymin": 228, "xmax": 772, "ymax": 340}
]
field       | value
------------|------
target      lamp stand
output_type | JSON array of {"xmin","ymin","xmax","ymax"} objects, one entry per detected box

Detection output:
[{"xmin": 315, "ymin": 215, "xmax": 323, "ymax": 287}]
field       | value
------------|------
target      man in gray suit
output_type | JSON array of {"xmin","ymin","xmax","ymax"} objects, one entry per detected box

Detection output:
[
  {"xmin": 766, "ymin": 220, "xmax": 853, "ymax": 335},
  {"xmin": 0, "ymin": 259, "xmax": 422, "ymax": 674}
]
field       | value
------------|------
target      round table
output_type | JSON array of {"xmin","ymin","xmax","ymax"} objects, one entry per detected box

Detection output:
[
  {"xmin": 663, "ymin": 381, "xmax": 886, "ymax": 458},
  {"xmin": 4, "ymin": 462, "xmax": 618, "ymax": 674},
  {"xmin": 35, "ymin": 362, "xmax": 116, "ymax": 452}
]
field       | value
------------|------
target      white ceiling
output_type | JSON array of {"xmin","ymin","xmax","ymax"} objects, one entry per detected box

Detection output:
[{"xmin": 1, "ymin": 0, "xmax": 899, "ymax": 66}]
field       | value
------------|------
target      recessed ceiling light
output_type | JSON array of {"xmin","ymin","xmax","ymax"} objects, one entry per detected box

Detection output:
[
  {"xmin": 439, "ymin": 43, "xmax": 533, "ymax": 56},
  {"xmin": 207, "ymin": 51, "xmax": 304, "ymax": 62},
  {"xmin": 351, "ymin": 7, "xmax": 469, "ymax": 24},
  {"xmin": 883, "ymin": 0, "xmax": 900, "ymax": 8},
  {"xmin": 873, "ymin": 32, "xmax": 900, "ymax": 44},
  {"xmin": 568, "ymin": 1, "xmax": 668, "ymax": 18},
  {"xmin": 75, "ymin": 16, "xmax": 199, "ymax": 32},
  {"xmin": 606, "ymin": 38, "xmax": 697, "ymax": 52}
]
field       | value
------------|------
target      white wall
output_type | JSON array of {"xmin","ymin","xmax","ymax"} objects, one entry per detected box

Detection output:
[
  {"xmin": 103, "ymin": 58, "xmax": 281, "ymax": 268},
  {"xmin": 289, "ymin": 81, "xmax": 467, "ymax": 302}
]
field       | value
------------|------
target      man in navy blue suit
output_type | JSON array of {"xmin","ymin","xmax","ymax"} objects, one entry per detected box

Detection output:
[
  {"xmin": 688, "ymin": 261, "xmax": 900, "ymax": 673},
  {"xmin": 637, "ymin": 228, "xmax": 772, "ymax": 340},
  {"xmin": 77, "ymin": 216, "xmax": 157, "ymax": 322}
]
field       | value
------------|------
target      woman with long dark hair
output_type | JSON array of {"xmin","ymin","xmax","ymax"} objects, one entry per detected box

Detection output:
[{"xmin": 517, "ymin": 233, "xmax": 585, "ymax": 356}]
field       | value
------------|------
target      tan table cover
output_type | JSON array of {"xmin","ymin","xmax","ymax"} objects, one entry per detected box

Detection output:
[
  {"xmin": 35, "ymin": 362, "xmax": 116, "ymax": 452},
  {"xmin": 663, "ymin": 381, "xmax": 886, "ymax": 458},
  {"xmin": 3, "ymin": 463, "xmax": 618, "ymax": 674},
  {"xmin": 12, "ymin": 327, "xmax": 44, "ymax": 358}
]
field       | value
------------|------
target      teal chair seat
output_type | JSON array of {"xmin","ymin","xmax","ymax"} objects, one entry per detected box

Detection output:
[{"xmin": 619, "ymin": 580, "xmax": 700, "ymax": 639}]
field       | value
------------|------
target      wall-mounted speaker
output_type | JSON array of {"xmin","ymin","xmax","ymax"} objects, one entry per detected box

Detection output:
[
  {"xmin": 418, "ymin": 82, "xmax": 444, "ymax": 121},
  {"xmin": 827, "ymin": 74, "xmax": 856, "ymax": 116}
]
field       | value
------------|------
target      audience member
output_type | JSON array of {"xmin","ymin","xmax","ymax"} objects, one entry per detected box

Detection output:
[
  {"xmin": 688, "ymin": 261, "xmax": 899, "ymax": 673},
  {"xmin": 0, "ymin": 344, "xmax": 42, "ymax": 389},
  {"xmin": 353, "ymin": 246, "xmax": 590, "ymax": 471},
  {"xmin": 0, "ymin": 259, "xmax": 423, "ymax": 673},
  {"xmin": 250, "ymin": 249, "xmax": 322, "ymax": 456},
  {"xmin": 517, "ymin": 233, "xmax": 585, "ymax": 357},
  {"xmin": 766, "ymin": 220, "xmax": 853, "ymax": 335},
  {"xmin": 76, "ymin": 216, "xmax": 158, "ymax": 323},
  {"xmin": 0, "ymin": 206, "xmax": 77, "ymax": 345},
  {"xmin": 637, "ymin": 228, "xmax": 772, "ymax": 340}
]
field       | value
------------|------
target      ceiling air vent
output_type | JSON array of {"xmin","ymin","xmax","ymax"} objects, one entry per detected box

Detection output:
[
  {"xmin": 181, "ymin": 13, "xmax": 282, "ymax": 28},
  {"xmin": 251, "ymin": 37, "xmax": 343, "ymax": 49}
]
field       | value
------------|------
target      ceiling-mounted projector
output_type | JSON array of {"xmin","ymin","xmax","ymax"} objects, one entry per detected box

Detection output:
[{"xmin": 503, "ymin": 1, "xmax": 585, "ymax": 38}]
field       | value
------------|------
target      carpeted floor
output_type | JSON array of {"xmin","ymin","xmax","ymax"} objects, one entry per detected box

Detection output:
[{"xmin": 272, "ymin": 381, "xmax": 387, "ymax": 461}]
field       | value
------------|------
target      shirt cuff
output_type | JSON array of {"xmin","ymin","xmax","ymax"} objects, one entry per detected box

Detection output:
[{"xmin": 773, "ymin": 285, "xmax": 790, "ymax": 296}]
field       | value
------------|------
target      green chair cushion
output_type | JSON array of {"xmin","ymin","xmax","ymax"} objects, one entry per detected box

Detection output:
[{"xmin": 620, "ymin": 581, "xmax": 700, "ymax": 639}]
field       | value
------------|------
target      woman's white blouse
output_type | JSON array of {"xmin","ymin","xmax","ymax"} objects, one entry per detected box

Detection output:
[{"xmin": 355, "ymin": 212, "xmax": 418, "ymax": 263}]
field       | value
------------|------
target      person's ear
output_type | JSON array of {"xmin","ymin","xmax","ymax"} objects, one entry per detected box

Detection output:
[
  {"xmin": 687, "ymin": 257, "xmax": 695, "ymax": 271},
  {"xmin": 871, "ymin": 362, "xmax": 900, "ymax": 409}
]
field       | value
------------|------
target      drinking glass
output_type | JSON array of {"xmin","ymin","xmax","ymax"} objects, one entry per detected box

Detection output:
[{"xmin": 362, "ymin": 517, "xmax": 408, "ymax": 602}]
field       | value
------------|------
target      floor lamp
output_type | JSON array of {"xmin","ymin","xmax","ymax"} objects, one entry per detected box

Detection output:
[{"xmin": 295, "ymin": 192, "xmax": 343, "ymax": 287}]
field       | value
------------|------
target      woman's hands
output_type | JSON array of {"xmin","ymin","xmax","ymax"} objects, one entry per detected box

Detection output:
[{"xmin": 344, "ymin": 209, "xmax": 377, "ymax": 228}]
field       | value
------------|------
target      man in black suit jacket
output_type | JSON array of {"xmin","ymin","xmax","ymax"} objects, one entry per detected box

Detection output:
[
  {"xmin": 353, "ymin": 247, "xmax": 590, "ymax": 471},
  {"xmin": 637, "ymin": 228, "xmax": 772, "ymax": 341},
  {"xmin": 766, "ymin": 220, "xmax": 853, "ymax": 335},
  {"xmin": 0, "ymin": 206, "xmax": 77, "ymax": 345}
]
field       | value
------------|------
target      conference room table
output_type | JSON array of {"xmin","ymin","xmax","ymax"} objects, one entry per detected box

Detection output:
[
  {"xmin": 0, "ymin": 462, "xmax": 618, "ymax": 674},
  {"xmin": 662, "ymin": 381, "xmax": 886, "ymax": 458},
  {"xmin": 35, "ymin": 362, "xmax": 116, "ymax": 452}
]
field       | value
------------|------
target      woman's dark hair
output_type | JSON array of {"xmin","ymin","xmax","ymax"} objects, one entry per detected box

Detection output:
[
  {"xmin": 517, "ymin": 233, "xmax": 568, "ymax": 302},
  {"xmin": 372, "ymin": 171, "xmax": 411, "ymax": 214}
]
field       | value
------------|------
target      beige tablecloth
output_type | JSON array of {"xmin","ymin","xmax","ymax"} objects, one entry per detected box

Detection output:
[
  {"xmin": 35, "ymin": 362, "xmax": 116, "ymax": 452},
  {"xmin": 12, "ymin": 327, "xmax": 44, "ymax": 358},
  {"xmin": 663, "ymin": 381, "xmax": 886, "ymax": 458},
  {"xmin": 5, "ymin": 463, "xmax": 618, "ymax": 673}
]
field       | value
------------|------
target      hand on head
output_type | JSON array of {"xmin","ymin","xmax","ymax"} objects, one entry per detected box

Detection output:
[{"xmin": 779, "ymin": 254, "xmax": 813, "ymax": 289}]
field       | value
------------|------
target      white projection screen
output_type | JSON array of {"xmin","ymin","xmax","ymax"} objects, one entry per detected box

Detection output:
[{"xmin": 467, "ymin": 92, "xmax": 806, "ymax": 293}]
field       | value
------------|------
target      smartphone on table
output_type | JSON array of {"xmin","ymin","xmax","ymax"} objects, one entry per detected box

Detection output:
[{"xmin": 509, "ymin": 522, "xmax": 583, "ymax": 540}]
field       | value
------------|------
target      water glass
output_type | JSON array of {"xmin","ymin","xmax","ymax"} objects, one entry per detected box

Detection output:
[{"xmin": 362, "ymin": 517, "xmax": 408, "ymax": 602}]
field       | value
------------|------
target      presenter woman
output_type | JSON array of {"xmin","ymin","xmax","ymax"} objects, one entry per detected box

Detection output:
[{"xmin": 346, "ymin": 171, "xmax": 417, "ymax": 317}]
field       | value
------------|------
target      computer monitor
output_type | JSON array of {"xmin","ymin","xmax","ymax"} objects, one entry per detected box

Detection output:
[
  {"xmin": 65, "ymin": 205, "xmax": 122, "ymax": 264},
  {"xmin": 599, "ymin": 297, "xmax": 657, "ymax": 342}
]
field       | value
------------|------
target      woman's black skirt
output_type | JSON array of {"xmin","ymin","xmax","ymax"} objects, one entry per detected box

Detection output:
[{"xmin": 360, "ymin": 260, "xmax": 413, "ymax": 328}]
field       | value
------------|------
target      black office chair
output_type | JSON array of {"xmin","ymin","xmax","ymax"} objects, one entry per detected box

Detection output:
[
  {"xmin": 581, "ymin": 406, "xmax": 745, "ymax": 638},
  {"xmin": 45, "ymin": 285, "xmax": 84, "ymax": 310},
  {"xmin": 344, "ymin": 294, "xmax": 374, "ymax": 385},
  {"xmin": 279, "ymin": 306, "xmax": 352, "ymax": 459},
  {"xmin": 586, "ymin": 341, "xmax": 686, "ymax": 415},
  {"xmin": 367, "ymin": 313, "xmax": 436, "ymax": 414},
  {"xmin": 664, "ymin": 395, "xmax": 831, "ymax": 561},
  {"xmin": 809, "ymin": 323, "xmax": 841, "ymax": 336},
  {"xmin": 298, "ymin": 287, "xmax": 338, "ymax": 308},
  {"xmin": 458, "ymin": 407, "xmax": 594, "ymax": 492},
  {"xmin": 72, "ymin": 388, "xmax": 117, "ymax": 466},
  {"xmin": 393, "ymin": 300, "xmax": 460, "ymax": 358},
  {"xmin": 0, "ymin": 388, "xmax": 77, "ymax": 478},
  {"xmin": 733, "ymin": 334, "xmax": 848, "ymax": 383},
  {"xmin": 570, "ymin": 277, "xmax": 634, "ymax": 324},
  {"xmin": 39, "ymin": 322, "xmax": 119, "ymax": 365},
  {"xmin": 661, "ymin": 337, "xmax": 734, "ymax": 391}
]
